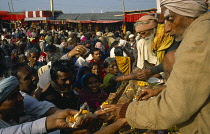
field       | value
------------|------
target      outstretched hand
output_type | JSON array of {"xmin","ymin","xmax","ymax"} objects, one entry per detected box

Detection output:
[
  {"xmin": 134, "ymin": 69, "xmax": 152, "ymax": 81},
  {"xmin": 46, "ymin": 109, "xmax": 78, "ymax": 130}
]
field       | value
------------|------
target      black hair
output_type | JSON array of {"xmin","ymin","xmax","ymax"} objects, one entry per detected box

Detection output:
[
  {"xmin": 40, "ymin": 34, "xmax": 45, "ymax": 37},
  {"xmin": 109, "ymin": 41, "xmax": 119, "ymax": 50},
  {"xmin": 84, "ymin": 40, "xmax": 91, "ymax": 45},
  {"xmin": 45, "ymin": 44, "xmax": 57, "ymax": 53},
  {"xmin": 103, "ymin": 58, "xmax": 116, "ymax": 68},
  {"xmin": 11, "ymin": 63, "xmax": 30, "ymax": 78},
  {"xmin": 85, "ymin": 33, "xmax": 92, "ymax": 40},
  {"xmin": 0, "ymin": 48, "xmax": 6, "ymax": 76},
  {"xmin": 83, "ymin": 73, "xmax": 99, "ymax": 88},
  {"xmin": 114, "ymin": 46, "xmax": 123, "ymax": 56},
  {"xmin": 112, "ymin": 41, "xmax": 119, "ymax": 46},
  {"xmin": 88, "ymin": 62, "xmax": 100, "ymax": 70},
  {"xmin": 2, "ymin": 39, "xmax": 8, "ymax": 44},
  {"xmin": 114, "ymin": 32, "xmax": 120, "ymax": 38},
  {"xmin": 96, "ymin": 39, "xmax": 101, "ymax": 42},
  {"xmin": 50, "ymin": 60, "xmax": 77, "ymax": 81},
  {"xmin": 90, "ymin": 48, "xmax": 101, "ymax": 55}
]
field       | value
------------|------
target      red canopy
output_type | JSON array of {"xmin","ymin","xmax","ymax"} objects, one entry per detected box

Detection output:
[
  {"xmin": 80, "ymin": 20, "xmax": 122, "ymax": 23},
  {"xmin": 0, "ymin": 11, "xmax": 8, "ymax": 16},
  {"xmin": 1, "ymin": 14, "xmax": 25, "ymax": 20},
  {"xmin": 124, "ymin": 11, "xmax": 156, "ymax": 22},
  {"xmin": 124, "ymin": 13, "xmax": 148, "ymax": 22}
]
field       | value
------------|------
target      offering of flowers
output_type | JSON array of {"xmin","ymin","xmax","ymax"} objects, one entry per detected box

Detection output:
[{"xmin": 66, "ymin": 102, "xmax": 92, "ymax": 128}]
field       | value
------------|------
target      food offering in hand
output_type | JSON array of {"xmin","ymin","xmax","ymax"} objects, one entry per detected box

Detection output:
[
  {"xmin": 66, "ymin": 102, "xmax": 92, "ymax": 128},
  {"xmin": 100, "ymin": 102, "xmax": 108, "ymax": 107}
]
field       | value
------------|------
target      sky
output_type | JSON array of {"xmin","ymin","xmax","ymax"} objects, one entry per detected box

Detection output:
[{"xmin": 0, "ymin": 0, "xmax": 157, "ymax": 13}]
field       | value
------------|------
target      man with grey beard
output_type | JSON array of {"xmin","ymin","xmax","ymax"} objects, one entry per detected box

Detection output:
[{"xmin": 102, "ymin": 1, "xmax": 210, "ymax": 133}]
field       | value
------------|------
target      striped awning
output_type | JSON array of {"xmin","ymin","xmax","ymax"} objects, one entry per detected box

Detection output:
[{"xmin": 24, "ymin": 17, "xmax": 51, "ymax": 21}]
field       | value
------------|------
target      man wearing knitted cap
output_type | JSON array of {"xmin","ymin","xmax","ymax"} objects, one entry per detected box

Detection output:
[
  {"xmin": 135, "ymin": 15, "xmax": 159, "ymax": 69},
  {"xmin": 102, "ymin": 1, "xmax": 210, "ymax": 133},
  {"xmin": 0, "ymin": 76, "xmax": 78, "ymax": 133}
]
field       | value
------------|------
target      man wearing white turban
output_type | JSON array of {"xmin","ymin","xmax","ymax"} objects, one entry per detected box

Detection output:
[
  {"xmin": 102, "ymin": 0, "xmax": 210, "ymax": 133},
  {"xmin": 161, "ymin": 0, "xmax": 208, "ymax": 18}
]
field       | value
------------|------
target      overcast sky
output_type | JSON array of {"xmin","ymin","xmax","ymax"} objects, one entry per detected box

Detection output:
[{"xmin": 0, "ymin": 0, "xmax": 157, "ymax": 13}]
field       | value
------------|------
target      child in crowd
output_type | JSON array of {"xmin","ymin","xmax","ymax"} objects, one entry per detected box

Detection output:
[
  {"xmin": 79, "ymin": 73, "xmax": 108, "ymax": 112},
  {"xmin": 88, "ymin": 62, "xmax": 101, "ymax": 82}
]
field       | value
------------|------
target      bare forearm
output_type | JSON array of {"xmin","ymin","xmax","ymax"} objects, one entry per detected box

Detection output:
[
  {"xmin": 44, "ymin": 107, "xmax": 60, "ymax": 117},
  {"xmin": 114, "ymin": 74, "xmax": 135, "ymax": 82}
]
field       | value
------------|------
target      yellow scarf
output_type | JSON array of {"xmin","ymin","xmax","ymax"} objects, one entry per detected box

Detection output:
[
  {"xmin": 115, "ymin": 56, "xmax": 131, "ymax": 75},
  {"xmin": 152, "ymin": 24, "xmax": 174, "ymax": 63}
]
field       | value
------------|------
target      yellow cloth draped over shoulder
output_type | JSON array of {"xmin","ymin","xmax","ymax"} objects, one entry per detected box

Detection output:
[
  {"xmin": 115, "ymin": 56, "xmax": 131, "ymax": 75},
  {"xmin": 152, "ymin": 24, "xmax": 174, "ymax": 63}
]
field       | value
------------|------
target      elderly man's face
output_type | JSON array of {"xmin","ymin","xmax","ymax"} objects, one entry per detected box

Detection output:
[
  {"xmin": 0, "ymin": 86, "xmax": 24, "ymax": 121},
  {"xmin": 162, "ymin": 7, "xmax": 195, "ymax": 41},
  {"xmin": 139, "ymin": 29, "xmax": 154, "ymax": 38}
]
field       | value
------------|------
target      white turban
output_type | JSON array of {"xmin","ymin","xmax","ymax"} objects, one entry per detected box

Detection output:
[
  {"xmin": 0, "ymin": 76, "xmax": 19, "ymax": 102},
  {"xmin": 160, "ymin": 0, "xmax": 208, "ymax": 17}
]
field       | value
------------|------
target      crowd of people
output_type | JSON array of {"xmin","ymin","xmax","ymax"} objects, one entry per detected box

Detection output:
[{"xmin": 0, "ymin": 0, "xmax": 209, "ymax": 134}]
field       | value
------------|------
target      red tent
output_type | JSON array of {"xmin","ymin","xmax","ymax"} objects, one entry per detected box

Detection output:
[
  {"xmin": 124, "ymin": 9, "xmax": 157, "ymax": 22},
  {"xmin": 1, "ymin": 14, "xmax": 25, "ymax": 20},
  {"xmin": 0, "ymin": 11, "xmax": 8, "ymax": 16}
]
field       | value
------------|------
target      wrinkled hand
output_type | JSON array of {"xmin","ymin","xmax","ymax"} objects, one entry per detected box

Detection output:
[
  {"xmin": 68, "ymin": 45, "xmax": 86, "ymax": 58},
  {"xmin": 101, "ymin": 104, "xmax": 123, "ymax": 120},
  {"xmin": 106, "ymin": 93, "xmax": 117, "ymax": 103},
  {"xmin": 135, "ymin": 69, "xmax": 152, "ymax": 81},
  {"xmin": 137, "ymin": 88, "xmax": 161, "ymax": 101},
  {"xmin": 46, "ymin": 109, "xmax": 78, "ymax": 130},
  {"xmin": 94, "ymin": 108, "xmax": 115, "ymax": 123}
]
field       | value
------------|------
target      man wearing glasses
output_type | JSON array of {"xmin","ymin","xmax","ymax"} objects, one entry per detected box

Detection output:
[{"xmin": 135, "ymin": 15, "xmax": 159, "ymax": 70}]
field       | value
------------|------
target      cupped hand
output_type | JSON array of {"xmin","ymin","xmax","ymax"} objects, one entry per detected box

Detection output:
[
  {"xmin": 46, "ymin": 109, "xmax": 78, "ymax": 130},
  {"xmin": 135, "ymin": 69, "xmax": 152, "ymax": 81}
]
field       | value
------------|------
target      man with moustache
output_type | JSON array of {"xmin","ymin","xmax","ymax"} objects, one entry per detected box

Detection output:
[
  {"xmin": 0, "ymin": 76, "xmax": 78, "ymax": 133},
  {"xmin": 35, "ymin": 60, "xmax": 79, "ymax": 110},
  {"xmin": 102, "ymin": 1, "xmax": 210, "ymax": 133},
  {"xmin": 11, "ymin": 63, "xmax": 60, "ymax": 121}
]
